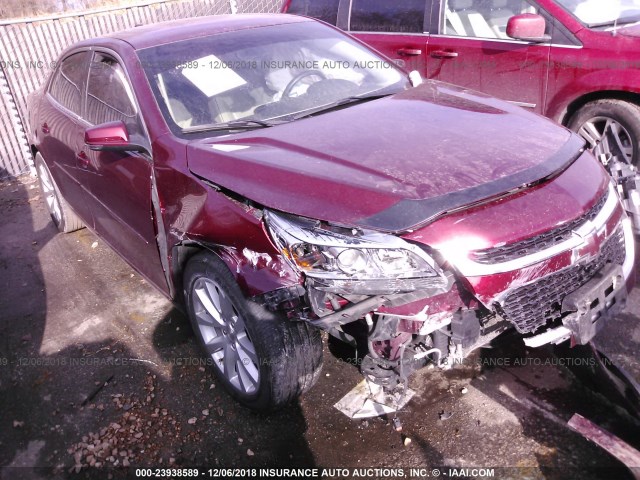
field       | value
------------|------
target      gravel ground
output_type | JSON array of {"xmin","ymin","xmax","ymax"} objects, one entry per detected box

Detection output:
[{"xmin": 1, "ymin": 174, "xmax": 639, "ymax": 480}]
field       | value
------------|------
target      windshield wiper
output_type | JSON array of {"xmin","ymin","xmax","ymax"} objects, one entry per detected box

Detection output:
[
  {"xmin": 183, "ymin": 119, "xmax": 285, "ymax": 134},
  {"xmin": 290, "ymin": 92, "xmax": 394, "ymax": 122}
]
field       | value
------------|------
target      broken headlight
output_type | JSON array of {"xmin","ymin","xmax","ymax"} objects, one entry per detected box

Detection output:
[{"xmin": 264, "ymin": 210, "xmax": 444, "ymax": 294}]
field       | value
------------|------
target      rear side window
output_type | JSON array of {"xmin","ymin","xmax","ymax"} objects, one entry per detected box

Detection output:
[
  {"xmin": 287, "ymin": 0, "xmax": 340, "ymax": 25},
  {"xmin": 49, "ymin": 51, "xmax": 88, "ymax": 115},
  {"xmin": 86, "ymin": 53, "xmax": 137, "ymax": 127},
  {"xmin": 350, "ymin": 0, "xmax": 427, "ymax": 33}
]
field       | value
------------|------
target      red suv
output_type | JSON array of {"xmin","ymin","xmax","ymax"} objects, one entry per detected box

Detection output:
[
  {"xmin": 283, "ymin": 0, "xmax": 640, "ymax": 170},
  {"xmin": 28, "ymin": 14, "xmax": 635, "ymax": 412}
]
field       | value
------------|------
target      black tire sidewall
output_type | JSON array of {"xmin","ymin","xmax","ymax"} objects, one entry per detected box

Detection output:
[{"xmin": 183, "ymin": 253, "xmax": 283, "ymax": 410}]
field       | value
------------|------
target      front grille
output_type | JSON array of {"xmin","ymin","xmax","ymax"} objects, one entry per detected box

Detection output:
[
  {"xmin": 500, "ymin": 226, "xmax": 626, "ymax": 334},
  {"xmin": 473, "ymin": 191, "xmax": 608, "ymax": 264}
]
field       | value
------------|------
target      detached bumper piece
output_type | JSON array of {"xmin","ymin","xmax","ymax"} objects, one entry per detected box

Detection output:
[
  {"xmin": 334, "ymin": 379, "xmax": 416, "ymax": 419},
  {"xmin": 561, "ymin": 263, "xmax": 626, "ymax": 345}
]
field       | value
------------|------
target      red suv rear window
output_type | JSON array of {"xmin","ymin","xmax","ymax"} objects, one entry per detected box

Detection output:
[
  {"xmin": 285, "ymin": 0, "xmax": 340, "ymax": 26},
  {"xmin": 350, "ymin": 0, "xmax": 426, "ymax": 33}
]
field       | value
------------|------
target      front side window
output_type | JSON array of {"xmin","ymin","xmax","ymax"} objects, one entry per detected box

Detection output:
[
  {"xmin": 86, "ymin": 53, "xmax": 138, "ymax": 127},
  {"xmin": 85, "ymin": 52, "xmax": 148, "ymax": 149},
  {"xmin": 138, "ymin": 21, "xmax": 409, "ymax": 137},
  {"xmin": 49, "ymin": 51, "xmax": 89, "ymax": 115},
  {"xmin": 287, "ymin": 0, "xmax": 340, "ymax": 25},
  {"xmin": 350, "ymin": 0, "xmax": 427, "ymax": 33},
  {"xmin": 442, "ymin": 0, "xmax": 542, "ymax": 39}
]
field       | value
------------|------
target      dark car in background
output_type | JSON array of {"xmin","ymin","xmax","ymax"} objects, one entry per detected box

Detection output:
[
  {"xmin": 283, "ymin": 0, "xmax": 640, "ymax": 174},
  {"xmin": 28, "ymin": 13, "xmax": 634, "ymax": 411}
]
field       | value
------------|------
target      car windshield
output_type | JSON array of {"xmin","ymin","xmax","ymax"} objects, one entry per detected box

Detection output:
[
  {"xmin": 137, "ymin": 21, "xmax": 409, "ymax": 135},
  {"xmin": 556, "ymin": 0, "xmax": 640, "ymax": 27}
]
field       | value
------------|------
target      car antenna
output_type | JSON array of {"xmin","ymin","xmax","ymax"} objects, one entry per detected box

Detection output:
[{"xmin": 612, "ymin": 16, "xmax": 619, "ymax": 36}]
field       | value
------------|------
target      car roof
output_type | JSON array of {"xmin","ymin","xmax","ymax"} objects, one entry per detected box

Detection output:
[{"xmin": 90, "ymin": 13, "xmax": 312, "ymax": 50}]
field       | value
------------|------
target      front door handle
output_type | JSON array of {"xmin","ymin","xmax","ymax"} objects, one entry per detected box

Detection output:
[
  {"xmin": 397, "ymin": 48, "xmax": 423, "ymax": 56},
  {"xmin": 77, "ymin": 151, "xmax": 90, "ymax": 169},
  {"xmin": 431, "ymin": 50, "xmax": 459, "ymax": 59}
]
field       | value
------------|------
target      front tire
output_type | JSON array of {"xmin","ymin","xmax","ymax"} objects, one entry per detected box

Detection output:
[
  {"xmin": 34, "ymin": 152, "xmax": 84, "ymax": 233},
  {"xmin": 183, "ymin": 252, "xmax": 323, "ymax": 411},
  {"xmin": 568, "ymin": 99, "xmax": 640, "ymax": 166}
]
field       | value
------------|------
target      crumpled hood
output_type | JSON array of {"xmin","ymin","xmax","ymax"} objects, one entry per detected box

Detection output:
[{"xmin": 187, "ymin": 81, "xmax": 584, "ymax": 232}]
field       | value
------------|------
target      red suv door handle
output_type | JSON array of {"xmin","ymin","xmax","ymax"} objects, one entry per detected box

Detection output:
[
  {"xmin": 41, "ymin": 123, "xmax": 50, "ymax": 134},
  {"xmin": 431, "ymin": 50, "xmax": 459, "ymax": 59},
  {"xmin": 397, "ymin": 48, "xmax": 422, "ymax": 56},
  {"xmin": 77, "ymin": 151, "xmax": 90, "ymax": 169}
]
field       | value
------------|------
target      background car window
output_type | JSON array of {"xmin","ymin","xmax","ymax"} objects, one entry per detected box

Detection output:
[
  {"xmin": 442, "ymin": 0, "xmax": 543, "ymax": 39},
  {"xmin": 48, "ymin": 51, "xmax": 88, "ymax": 116},
  {"xmin": 556, "ymin": 0, "xmax": 640, "ymax": 26},
  {"xmin": 86, "ymin": 53, "xmax": 138, "ymax": 127},
  {"xmin": 350, "ymin": 0, "xmax": 427, "ymax": 33},
  {"xmin": 287, "ymin": 0, "xmax": 340, "ymax": 25}
]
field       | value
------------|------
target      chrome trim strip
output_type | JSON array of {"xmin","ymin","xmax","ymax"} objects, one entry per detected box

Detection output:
[
  {"xmin": 508, "ymin": 101, "xmax": 537, "ymax": 109},
  {"xmin": 429, "ymin": 34, "xmax": 583, "ymax": 49},
  {"xmin": 444, "ymin": 183, "xmax": 618, "ymax": 277}
]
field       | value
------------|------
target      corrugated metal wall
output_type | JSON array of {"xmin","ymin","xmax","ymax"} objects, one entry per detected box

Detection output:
[{"xmin": 0, "ymin": 0, "xmax": 281, "ymax": 180}]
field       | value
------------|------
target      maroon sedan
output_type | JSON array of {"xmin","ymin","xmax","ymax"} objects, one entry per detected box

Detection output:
[{"xmin": 28, "ymin": 14, "xmax": 635, "ymax": 411}]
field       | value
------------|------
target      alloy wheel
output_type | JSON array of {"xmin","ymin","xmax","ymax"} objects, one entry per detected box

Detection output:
[
  {"xmin": 578, "ymin": 116, "xmax": 634, "ymax": 165},
  {"xmin": 38, "ymin": 163, "xmax": 62, "ymax": 225},
  {"xmin": 191, "ymin": 277, "xmax": 260, "ymax": 394}
]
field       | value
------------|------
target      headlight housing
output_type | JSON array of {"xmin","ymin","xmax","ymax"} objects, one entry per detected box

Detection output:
[{"xmin": 264, "ymin": 210, "xmax": 445, "ymax": 295}]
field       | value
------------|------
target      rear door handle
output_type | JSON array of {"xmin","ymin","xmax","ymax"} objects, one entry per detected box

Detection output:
[
  {"xmin": 41, "ymin": 122, "xmax": 49, "ymax": 134},
  {"xmin": 397, "ymin": 48, "xmax": 423, "ymax": 56},
  {"xmin": 76, "ymin": 151, "xmax": 90, "ymax": 169},
  {"xmin": 431, "ymin": 50, "xmax": 459, "ymax": 59}
]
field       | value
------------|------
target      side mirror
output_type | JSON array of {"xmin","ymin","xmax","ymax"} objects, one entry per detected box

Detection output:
[
  {"xmin": 85, "ymin": 121, "xmax": 147, "ymax": 153},
  {"xmin": 506, "ymin": 13, "xmax": 550, "ymax": 43}
]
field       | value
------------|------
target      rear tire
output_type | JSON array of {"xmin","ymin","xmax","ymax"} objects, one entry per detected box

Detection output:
[
  {"xmin": 183, "ymin": 252, "xmax": 323, "ymax": 411},
  {"xmin": 34, "ymin": 152, "xmax": 84, "ymax": 233},
  {"xmin": 568, "ymin": 99, "xmax": 640, "ymax": 166}
]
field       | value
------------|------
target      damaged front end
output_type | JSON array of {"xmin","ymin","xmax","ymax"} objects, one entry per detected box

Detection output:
[
  {"xmin": 259, "ymin": 210, "xmax": 498, "ymax": 416},
  {"xmin": 249, "ymin": 176, "xmax": 634, "ymax": 417}
]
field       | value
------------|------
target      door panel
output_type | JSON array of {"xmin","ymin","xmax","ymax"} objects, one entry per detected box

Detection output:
[
  {"xmin": 352, "ymin": 33, "xmax": 429, "ymax": 74},
  {"xmin": 81, "ymin": 148, "xmax": 167, "ymax": 289},
  {"xmin": 80, "ymin": 51, "xmax": 167, "ymax": 292},
  {"xmin": 427, "ymin": 0, "xmax": 550, "ymax": 114}
]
